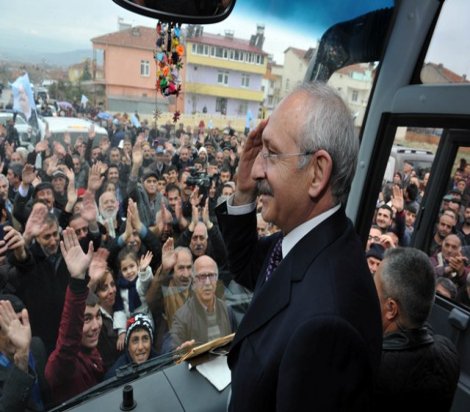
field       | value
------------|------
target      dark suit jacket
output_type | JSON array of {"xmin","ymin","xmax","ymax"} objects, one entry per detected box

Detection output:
[{"xmin": 217, "ymin": 205, "xmax": 383, "ymax": 412}]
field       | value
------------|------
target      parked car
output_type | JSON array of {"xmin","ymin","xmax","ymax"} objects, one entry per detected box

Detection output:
[
  {"xmin": 44, "ymin": 116, "xmax": 108, "ymax": 146},
  {"xmin": 384, "ymin": 145, "xmax": 435, "ymax": 182},
  {"xmin": 0, "ymin": 110, "xmax": 46, "ymax": 151}
]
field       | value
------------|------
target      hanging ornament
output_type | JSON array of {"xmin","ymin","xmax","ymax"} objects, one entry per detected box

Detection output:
[{"xmin": 153, "ymin": 21, "xmax": 184, "ymax": 124}]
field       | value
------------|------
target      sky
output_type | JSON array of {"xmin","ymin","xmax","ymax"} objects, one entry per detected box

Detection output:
[{"xmin": 0, "ymin": 0, "xmax": 468, "ymax": 76}]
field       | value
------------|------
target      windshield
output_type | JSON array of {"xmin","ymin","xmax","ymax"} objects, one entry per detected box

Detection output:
[{"xmin": 0, "ymin": 0, "xmax": 394, "ymax": 410}]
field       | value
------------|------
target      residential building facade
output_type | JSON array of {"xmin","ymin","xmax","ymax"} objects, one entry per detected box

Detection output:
[
  {"xmin": 262, "ymin": 59, "xmax": 283, "ymax": 117},
  {"xmin": 91, "ymin": 25, "xmax": 180, "ymax": 114},
  {"xmin": 184, "ymin": 25, "xmax": 267, "ymax": 117},
  {"xmin": 281, "ymin": 47, "xmax": 315, "ymax": 98}
]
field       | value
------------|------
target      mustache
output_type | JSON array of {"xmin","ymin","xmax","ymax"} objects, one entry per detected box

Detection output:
[{"xmin": 257, "ymin": 180, "xmax": 273, "ymax": 196}]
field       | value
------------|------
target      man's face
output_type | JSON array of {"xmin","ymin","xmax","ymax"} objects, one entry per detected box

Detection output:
[
  {"xmin": 157, "ymin": 180, "xmax": 166, "ymax": 193},
  {"xmin": 10, "ymin": 153, "xmax": 22, "ymax": 164},
  {"xmin": 464, "ymin": 207, "xmax": 470, "ymax": 225},
  {"xmin": 110, "ymin": 149, "xmax": 121, "ymax": 164},
  {"xmin": 128, "ymin": 328, "xmax": 152, "ymax": 364},
  {"xmin": 367, "ymin": 227, "xmax": 382, "ymax": 251},
  {"xmin": 405, "ymin": 210, "xmax": 416, "ymax": 228},
  {"xmin": 99, "ymin": 192, "xmax": 118, "ymax": 219},
  {"xmin": 220, "ymin": 171, "xmax": 231, "ymax": 183},
  {"xmin": 107, "ymin": 167, "xmax": 119, "ymax": 184},
  {"xmin": 215, "ymin": 152, "xmax": 224, "ymax": 165},
  {"xmin": 142, "ymin": 144, "xmax": 152, "ymax": 160},
  {"xmin": 143, "ymin": 177, "xmax": 158, "ymax": 196},
  {"xmin": 367, "ymin": 256, "xmax": 381, "ymax": 275},
  {"xmin": 192, "ymin": 257, "xmax": 218, "ymax": 307},
  {"xmin": 36, "ymin": 222, "xmax": 60, "ymax": 256},
  {"xmin": 0, "ymin": 179, "xmax": 8, "ymax": 200},
  {"xmin": 69, "ymin": 216, "xmax": 89, "ymax": 240},
  {"xmin": 52, "ymin": 177, "xmax": 66, "ymax": 193},
  {"xmin": 91, "ymin": 147, "xmax": 101, "ymax": 160},
  {"xmin": 190, "ymin": 224, "xmax": 208, "ymax": 257},
  {"xmin": 375, "ymin": 208, "xmax": 393, "ymax": 230},
  {"xmin": 437, "ymin": 215, "xmax": 455, "ymax": 239},
  {"xmin": 442, "ymin": 235, "xmax": 461, "ymax": 260},
  {"xmin": 167, "ymin": 170, "xmax": 178, "ymax": 184},
  {"xmin": 167, "ymin": 189, "xmax": 180, "ymax": 210},
  {"xmin": 6, "ymin": 169, "xmax": 18, "ymax": 187},
  {"xmin": 173, "ymin": 251, "xmax": 193, "ymax": 287},
  {"xmin": 72, "ymin": 158, "xmax": 81, "ymax": 173},
  {"xmin": 81, "ymin": 305, "xmax": 102, "ymax": 348},
  {"xmin": 249, "ymin": 92, "xmax": 316, "ymax": 232},
  {"xmin": 180, "ymin": 148, "xmax": 190, "ymax": 162}
]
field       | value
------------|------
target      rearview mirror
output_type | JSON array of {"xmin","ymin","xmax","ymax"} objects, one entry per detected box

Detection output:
[{"xmin": 112, "ymin": 0, "xmax": 236, "ymax": 23}]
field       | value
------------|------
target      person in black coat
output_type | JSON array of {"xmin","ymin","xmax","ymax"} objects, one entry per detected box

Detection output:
[
  {"xmin": 216, "ymin": 82, "xmax": 382, "ymax": 412},
  {"xmin": 373, "ymin": 247, "xmax": 460, "ymax": 411}
]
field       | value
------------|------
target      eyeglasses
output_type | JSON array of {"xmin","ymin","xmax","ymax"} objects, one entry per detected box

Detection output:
[
  {"xmin": 258, "ymin": 149, "xmax": 316, "ymax": 167},
  {"xmin": 368, "ymin": 235, "xmax": 380, "ymax": 242},
  {"xmin": 194, "ymin": 273, "xmax": 218, "ymax": 283}
]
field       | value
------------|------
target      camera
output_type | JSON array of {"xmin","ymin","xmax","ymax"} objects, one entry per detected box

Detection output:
[{"xmin": 186, "ymin": 167, "xmax": 212, "ymax": 203}]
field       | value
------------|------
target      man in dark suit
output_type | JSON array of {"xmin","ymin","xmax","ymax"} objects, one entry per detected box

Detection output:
[{"xmin": 217, "ymin": 82, "xmax": 382, "ymax": 411}]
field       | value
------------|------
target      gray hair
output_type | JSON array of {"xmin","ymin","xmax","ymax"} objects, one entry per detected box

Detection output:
[
  {"xmin": 174, "ymin": 246, "xmax": 193, "ymax": 262},
  {"xmin": 381, "ymin": 247, "xmax": 435, "ymax": 328},
  {"xmin": 294, "ymin": 82, "xmax": 358, "ymax": 204}
]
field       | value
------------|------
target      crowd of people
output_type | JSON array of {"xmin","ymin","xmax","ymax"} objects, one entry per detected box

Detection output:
[
  {"xmin": 0, "ymin": 81, "xmax": 464, "ymax": 410},
  {"xmin": 0, "ymin": 111, "xmax": 259, "ymax": 409},
  {"xmin": 366, "ymin": 157, "xmax": 470, "ymax": 309}
]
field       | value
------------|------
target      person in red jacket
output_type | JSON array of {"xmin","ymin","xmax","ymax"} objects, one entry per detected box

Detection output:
[{"xmin": 45, "ymin": 228, "xmax": 104, "ymax": 405}]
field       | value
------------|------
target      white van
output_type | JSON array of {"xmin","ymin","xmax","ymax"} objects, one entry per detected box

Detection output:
[{"xmin": 44, "ymin": 117, "xmax": 108, "ymax": 147}]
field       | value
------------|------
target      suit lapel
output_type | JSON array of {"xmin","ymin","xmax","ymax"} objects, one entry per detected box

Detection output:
[{"xmin": 230, "ymin": 208, "xmax": 350, "ymax": 352}]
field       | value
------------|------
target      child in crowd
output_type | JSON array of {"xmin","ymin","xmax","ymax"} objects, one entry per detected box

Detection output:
[{"xmin": 113, "ymin": 247, "xmax": 154, "ymax": 350}]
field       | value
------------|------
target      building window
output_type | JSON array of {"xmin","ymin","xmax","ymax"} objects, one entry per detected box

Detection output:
[
  {"xmin": 230, "ymin": 50, "xmax": 234, "ymax": 60},
  {"xmin": 197, "ymin": 44, "xmax": 204, "ymax": 54},
  {"xmin": 218, "ymin": 71, "xmax": 229, "ymax": 85},
  {"xmin": 192, "ymin": 44, "xmax": 196, "ymax": 53},
  {"xmin": 204, "ymin": 45, "xmax": 209, "ymax": 55},
  {"xmin": 351, "ymin": 90, "xmax": 359, "ymax": 102},
  {"xmin": 140, "ymin": 60, "xmax": 150, "ymax": 77},
  {"xmin": 223, "ymin": 48, "xmax": 228, "ymax": 59},
  {"xmin": 215, "ymin": 47, "xmax": 224, "ymax": 58},
  {"xmin": 210, "ymin": 47, "xmax": 215, "ymax": 56},
  {"xmin": 234, "ymin": 50, "xmax": 240, "ymax": 61},
  {"xmin": 238, "ymin": 102, "xmax": 248, "ymax": 115},
  {"xmin": 285, "ymin": 78, "xmax": 290, "ymax": 90},
  {"xmin": 216, "ymin": 97, "xmax": 227, "ymax": 114},
  {"xmin": 241, "ymin": 74, "xmax": 250, "ymax": 88}
]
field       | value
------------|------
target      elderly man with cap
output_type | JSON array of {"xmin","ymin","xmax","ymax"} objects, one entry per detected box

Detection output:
[
  {"xmin": 127, "ymin": 139, "xmax": 167, "ymax": 228},
  {"xmin": 105, "ymin": 313, "xmax": 157, "ymax": 378},
  {"xmin": 0, "ymin": 294, "xmax": 49, "ymax": 411}
]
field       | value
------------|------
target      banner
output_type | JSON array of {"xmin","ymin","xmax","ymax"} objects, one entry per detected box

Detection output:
[
  {"xmin": 12, "ymin": 73, "xmax": 35, "ymax": 121},
  {"xmin": 81, "ymin": 94, "xmax": 89, "ymax": 108}
]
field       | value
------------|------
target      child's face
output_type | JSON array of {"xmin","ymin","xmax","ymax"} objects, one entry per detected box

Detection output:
[{"xmin": 120, "ymin": 257, "xmax": 138, "ymax": 281}]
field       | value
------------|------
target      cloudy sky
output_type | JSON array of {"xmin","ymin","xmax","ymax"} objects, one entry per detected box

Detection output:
[{"xmin": 0, "ymin": 0, "xmax": 468, "ymax": 75}]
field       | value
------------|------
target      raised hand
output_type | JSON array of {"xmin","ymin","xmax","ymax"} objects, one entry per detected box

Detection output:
[
  {"xmin": 139, "ymin": 251, "xmax": 153, "ymax": 272},
  {"xmin": 87, "ymin": 163, "xmax": 104, "ymax": 193},
  {"xmin": 132, "ymin": 140, "xmax": 143, "ymax": 168},
  {"xmin": 80, "ymin": 191, "xmax": 98, "ymax": 223},
  {"xmin": 88, "ymin": 248, "xmax": 110, "ymax": 290},
  {"xmin": 60, "ymin": 227, "xmax": 94, "ymax": 279},
  {"xmin": 202, "ymin": 198, "xmax": 213, "ymax": 230},
  {"xmin": 234, "ymin": 119, "xmax": 267, "ymax": 205},
  {"xmin": 129, "ymin": 198, "xmax": 143, "ymax": 232},
  {"xmin": 3, "ymin": 226, "xmax": 27, "ymax": 261},
  {"xmin": 161, "ymin": 237, "xmax": 176, "ymax": 271},
  {"xmin": 21, "ymin": 164, "xmax": 37, "ymax": 187},
  {"xmin": 0, "ymin": 301, "xmax": 31, "ymax": 371},
  {"xmin": 23, "ymin": 203, "xmax": 48, "ymax": 245},
  {"xmin": 391, "ymin": 184, "xmax": 404, "ymax": 213}
]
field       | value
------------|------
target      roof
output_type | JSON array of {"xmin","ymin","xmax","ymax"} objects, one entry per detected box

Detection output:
[
  {"xmin": 337, "ymin": 63, "xmax": 373, "ymax": 75},
  {"xmin": 188, "ymin": 32, "xmax": 268, "ymax": 55},
  {"xmin": 424, "ymin": 62, "xmax": 468, "ymax": 83},
  {"xmin": 284, "ymin": 47, "xmax": 316, "ymax": 63},
  {"xmin": 91, "ymin": 26, "xmax": 155, "ymax": 51}
]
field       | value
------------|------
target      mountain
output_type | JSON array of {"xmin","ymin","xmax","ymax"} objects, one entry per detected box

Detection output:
[{"xmin": 0, "ymin": 48, "xmax": 93, "ymax": 67}]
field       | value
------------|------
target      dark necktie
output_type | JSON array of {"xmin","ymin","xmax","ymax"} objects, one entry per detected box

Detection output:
[{"xmin": 265, "ymin": 236, "xmax": 283, "ymax": 282}]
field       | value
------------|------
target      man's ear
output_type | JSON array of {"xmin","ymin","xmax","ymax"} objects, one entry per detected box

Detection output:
[
  {"xmin": 384, "ymin": 297, "xmax": 399, "ymax": 322},
  {"xmin": 307, "ymin": 149, "xmax": 333, "ymax": 198}
]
